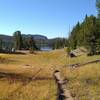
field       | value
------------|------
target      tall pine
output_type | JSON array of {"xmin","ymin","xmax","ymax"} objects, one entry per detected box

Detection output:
[{"xmin": 13, "ymin": 31, "xmax": 23, "ymax": 50}]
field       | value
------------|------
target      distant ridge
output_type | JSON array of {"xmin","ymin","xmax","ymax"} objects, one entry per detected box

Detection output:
[
  {"xmin": 0, "ymin": 35, "xmax": 13, "ymax": 43},
  {"xmin": 0, "ymin": 34, "xmax": 48, "ymax": 43},
  {"xmin": 0, "ymin": 34, "xmax": 65, "ymax": 48},
  {"xmin": 22, "ymin": 34, "xmax": 48, "ymax": 40}
]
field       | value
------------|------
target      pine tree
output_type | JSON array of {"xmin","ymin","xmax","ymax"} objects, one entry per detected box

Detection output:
[
  {"xmin": 96, "ymin": 0, "xmax": 100, "ymax": 18},
  {"xmin": 13, "ymin": 31, "xmax": 23, "ymax": 50},
  {"xmin": 28, "ymin": 36, "xmax": 38, "ymax": 52},
  {"xmin": 0, "ymin": 39, "xmax": 2, "ymax": 51},
  {"xmin": 68, "ymin": 14, "xmax": 100, "ymax": 55},
  {"xmin": 68, "ymin": 22, "xmax": 80, "ymax": 50}
]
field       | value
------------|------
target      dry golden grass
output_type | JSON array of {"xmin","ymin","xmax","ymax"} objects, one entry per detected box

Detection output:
[{"xmin": 0, "ymin": 49, "xmax": 100, "ymax": 100}]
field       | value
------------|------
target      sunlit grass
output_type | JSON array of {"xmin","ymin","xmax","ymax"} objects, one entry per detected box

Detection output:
[{"xmin": 0, "ymin": 49, "xmax": 100, "ymax": 99}]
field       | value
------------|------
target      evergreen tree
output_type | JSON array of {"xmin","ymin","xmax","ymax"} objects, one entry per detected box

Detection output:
[
  {"xmin": 28, "ymin": 36, "xmax": 38, "ymax": 51},
  {"xmin": 0, "ymin": 39, "xmax": 2, "ymax": 50},
  {"xmin": 13, "ymin": 31, "xmax": 23, "ymax": 50},
  {"xmin": 96, "ymin": 0, "xmax": 100, "ymax": 53},
  {"xmin": 68, "ymin": 14, "xmax": 100, "ymax": 55},
  {"xmin": 52, "ymin": 38, "xmax": 67, "ymax": 49},
  {"xmin": 69, "ymin": 22, "xmax": 80, "ymax": 50},
  {"xmin": 96, "ymin": 0, "xmax": 100, "ymax": 18},
  {"xmin": 22, "ymin": 38, "xmax": 29, "ymax": 50}
]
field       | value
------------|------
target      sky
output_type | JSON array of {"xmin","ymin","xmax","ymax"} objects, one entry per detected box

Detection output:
[{"xmin": 0, "ymin": 0, "xmax": 97, "ymax": 39}]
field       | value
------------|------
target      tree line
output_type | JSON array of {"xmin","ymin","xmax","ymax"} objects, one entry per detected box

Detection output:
[
  {"xmin": 67, "ymin": 0, "xmax": 100, "ymax": 55},
  {"xmin": 0, "ymin": 31, "xmax": 67, "ymax": 52},
  {"xmin": 51, "ymin": 38, "xmax": 68, "ymax": 49},
  {"xmin": 13, "ymin": 31, "xmax": 38, "ymax": 52},
  {"xmin": 0, "ymin": 31, "xmax": 38, "ymax": 53},
  {"xmin": 0, "ymin": 0, "xmax": 99, "ymax": 53}
]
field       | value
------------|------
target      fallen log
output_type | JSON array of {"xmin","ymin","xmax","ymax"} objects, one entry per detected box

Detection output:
[
  {"xmin": 54, "ymin": 70, "xmax": 73, "ymax": 100},
  {"xmin": 67, "ymin": 59, "xmax": 100, "ymax": 68},
  {"xmin": 0, "ymin": 68, "xmax": 43, "ymax": 82},
  {"xmin": 2, "ymin": 68, "xmax": 43, "ymax": 99},
  {"xmin": 0, "ymin": 71, "xmax": 33, "ymax": 81}
]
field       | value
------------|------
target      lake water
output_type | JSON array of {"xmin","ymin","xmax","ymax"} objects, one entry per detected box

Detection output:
[{"xmin": 40, "ymin": 46, "xmax": 53, "ymax": 51}]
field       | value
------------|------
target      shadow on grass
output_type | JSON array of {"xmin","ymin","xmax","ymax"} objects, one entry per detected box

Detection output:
[
  {"xmin": 0, "ymin": 57, "xmax": 18, "ymax": 64},
  {"xmin": 0, "ymin": 71, "xmax": 53, "ymax": 83},
  {"xmin": 0, "ymin": 51, "xmax": 26, "ymax": 55}
]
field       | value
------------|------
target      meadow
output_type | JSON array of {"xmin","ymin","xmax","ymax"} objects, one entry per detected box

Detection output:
[{"xmin": 0, "ymin": 49, "xmax": 100, "ymax": 100}]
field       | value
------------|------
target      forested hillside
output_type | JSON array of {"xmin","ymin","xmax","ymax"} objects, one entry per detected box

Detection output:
[{"xmin": 68, "ymin": 0, "xmax": 100, "ymax": 55}]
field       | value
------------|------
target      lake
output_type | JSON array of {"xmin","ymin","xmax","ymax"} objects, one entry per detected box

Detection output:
[{"xmin": 40, "ymin": 46, "xmax": 53, "ymax": 51}]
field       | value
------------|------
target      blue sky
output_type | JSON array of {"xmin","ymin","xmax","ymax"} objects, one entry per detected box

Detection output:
[{"xmin": 0, "ymin": 0, "xmax": 97, "ymax": 38}]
